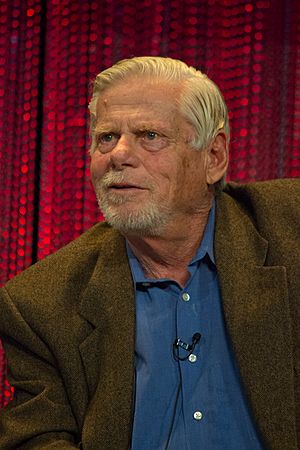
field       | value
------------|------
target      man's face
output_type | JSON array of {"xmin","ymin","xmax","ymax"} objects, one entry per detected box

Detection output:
[{"xmin": 90, "ymin": 78, "xmax": 213, "ymax": 236}]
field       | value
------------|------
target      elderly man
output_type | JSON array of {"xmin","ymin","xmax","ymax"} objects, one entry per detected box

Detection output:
[{"xmin": 0, "ymin": 57, "xmax": 299, "ymax": 450}]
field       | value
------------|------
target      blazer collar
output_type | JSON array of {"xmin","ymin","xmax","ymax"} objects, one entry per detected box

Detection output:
[
  {"xmin": 79, "ymin": 228, "xmax": 134, "ymax": 327},
  {"xmin": 215, "ymin": 192, "xmax": 297, "ymax": 449}
]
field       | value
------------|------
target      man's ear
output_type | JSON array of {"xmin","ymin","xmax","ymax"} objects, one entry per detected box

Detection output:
[{"xmin": 205, "ymin": 132, "xmax": 229, "ymax": 185}]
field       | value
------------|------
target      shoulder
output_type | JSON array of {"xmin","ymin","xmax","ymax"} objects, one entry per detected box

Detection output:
[
  {"xmin": 220, "ymin": 178, "xmax": 299, "ymax": 225},
  {"xmin": 1, "ymin": 222, "xmax": 125, "ymax": 312},
  {"xmin": 216, "ymin": 178, "xmax": 299, "ymax": 264},
  {"xmin": 223, "ymin": 178, "xmax": 299, "ymax": 204}
]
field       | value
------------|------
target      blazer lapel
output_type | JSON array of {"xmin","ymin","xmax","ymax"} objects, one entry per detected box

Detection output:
[
  {"xmin": 215, "ymin": 193, "xmax": 297, "ymax": 449},
  {"xmin": 78, "ymin": 227, "xmax": 135, "ymax": 449}
]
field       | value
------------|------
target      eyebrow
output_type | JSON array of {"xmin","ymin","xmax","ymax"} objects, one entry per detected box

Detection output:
[
  {"xmin": 93, "ymin": 130, "xmax": 122, "ymax": 144},
  {"xmin": 94, "ymin": 122, "xmax": 173, "ymax": 136},
  {"xmin": 93, "ymin": 126, "xmax": 120, "ymax": 135}
]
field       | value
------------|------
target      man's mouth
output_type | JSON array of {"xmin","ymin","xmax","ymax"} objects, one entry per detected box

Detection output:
[{"xmin": 108, "ymin": 183, "xmax": 144, "ymax": 190}]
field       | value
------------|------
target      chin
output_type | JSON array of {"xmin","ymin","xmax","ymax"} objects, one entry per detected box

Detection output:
[{"xmin": 97, "ymin": 198, "xmax": 170, "ymax": 237}]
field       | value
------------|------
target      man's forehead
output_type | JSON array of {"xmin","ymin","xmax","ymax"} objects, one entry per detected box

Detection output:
[
  {"xmin": 94, "ymin": 106, "xmax": 178, "ymax": 131},
  {"xmin": 97, "ymin": 78, "xmax": 182, "ymax": 107},
  {"xmin": 94, "ymin": 79, "xmax": 192, "ymax": 133},
  {"xmin": 95, "ymin": 90, "xmax": 180, "ymax": 124},
  {"xmin": 98, "ymin": 95, "xmax": 175, "ymax": 108}
]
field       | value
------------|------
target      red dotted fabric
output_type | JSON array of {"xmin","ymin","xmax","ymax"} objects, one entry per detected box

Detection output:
[{"xmin": 1, "ymin": 0, "xmax": 300, "ymax": 408}]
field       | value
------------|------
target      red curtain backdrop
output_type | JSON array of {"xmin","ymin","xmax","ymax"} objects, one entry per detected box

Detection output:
[{"xmin": 0, "ymin": 0, "xmax": 299, "ymax": 408}]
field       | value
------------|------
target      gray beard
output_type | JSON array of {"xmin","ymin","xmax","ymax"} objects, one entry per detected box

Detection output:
[{"xmin": 94, "ymin": 180, "xmax": 171, "ymax": 237}]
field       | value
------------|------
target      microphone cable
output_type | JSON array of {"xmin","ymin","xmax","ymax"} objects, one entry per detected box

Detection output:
[
  {"xmin": 172, "ymin": 333, "xmax": 201, "ymax": 362},
  {"xmin": 165, "ymin": 332, "xmax": 201, "ymax": 449}
]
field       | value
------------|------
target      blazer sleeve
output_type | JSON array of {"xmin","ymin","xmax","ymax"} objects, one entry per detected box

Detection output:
[{"xmin": 0, "ymin": 286, "xmax": 80, "ymax": 449}]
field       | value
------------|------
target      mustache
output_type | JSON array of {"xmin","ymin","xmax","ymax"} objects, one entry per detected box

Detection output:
[
  {"xmin": 96, "ymin": 172, "xmax": 150, "ymax": 189},
  {"xmin": 100, "ymin": 172, "xmax": 129, "ymax": 187}
]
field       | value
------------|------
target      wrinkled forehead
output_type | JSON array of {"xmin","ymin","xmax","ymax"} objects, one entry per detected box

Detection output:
[
  {"xmin": 94, "ymin": 77, "xmax": 195, "ymax": 138},
  {"xmin": 96, "ymin": 76, "xmax": 184, "ymax": 110}
]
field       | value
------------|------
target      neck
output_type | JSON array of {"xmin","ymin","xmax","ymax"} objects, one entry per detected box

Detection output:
[{"xmin": 125, "ymin": 201, "xmax": 213, "ymax": 287}]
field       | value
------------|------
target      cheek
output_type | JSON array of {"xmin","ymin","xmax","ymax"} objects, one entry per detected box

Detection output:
[
  {"xmin": 148, "ymin": 153, "xmax": 187, "ymax": 196},
  {"xmin": 147, "ymin": 165, "xmax": 174, "ymax": 195},
  {"xmin": 90, "ymin": 153, "xmax": 109, "ymax": 183},
  {"xmin": 175, "ymin": 154, "xmax": 206, "ymax": 197}
]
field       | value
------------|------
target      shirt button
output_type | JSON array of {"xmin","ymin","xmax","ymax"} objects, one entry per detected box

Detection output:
[
  {"xmin": 188, "ymin": 354, "xmax": 197, "ymax": 363},
  {"xmin": 193, "ymin": 411, "xmax": 203, "ymax": 421},
  {"xmin": 182, "ymin": 292, "xmax": 190, "ymax": 302}
]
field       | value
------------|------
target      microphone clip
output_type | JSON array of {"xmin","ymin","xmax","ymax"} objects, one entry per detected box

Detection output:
[{"xmin": 173, "ymin": 333, "xmax": 201, "ymax": 361}]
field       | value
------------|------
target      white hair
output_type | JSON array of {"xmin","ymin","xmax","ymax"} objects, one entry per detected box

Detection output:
[{"xmin": 89, "ymin": 56, "xmax": 230, "ymax": 191}]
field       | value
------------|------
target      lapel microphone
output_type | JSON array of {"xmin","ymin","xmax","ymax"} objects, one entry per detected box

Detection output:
[{"xmin": 173, "ymin": 332, "xmax": 201, "ymax": 361}]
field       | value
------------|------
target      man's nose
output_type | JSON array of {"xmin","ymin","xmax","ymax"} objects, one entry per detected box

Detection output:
[{"xmin": 110, "ymin": 134, "xmax": 138, "ymax": 168}]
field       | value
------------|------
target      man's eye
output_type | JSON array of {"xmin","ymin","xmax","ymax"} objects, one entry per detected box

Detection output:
[
  {"xmin": 100, "ymin": 133, "xmax": 114, "ymax": 143},
  {"xmin": 138, "ymin": 130, "xmax": 168, "ymax": 151},
  {"xmin": 144, "ymin": 131, "xmax": 158, "ymax": 140}
]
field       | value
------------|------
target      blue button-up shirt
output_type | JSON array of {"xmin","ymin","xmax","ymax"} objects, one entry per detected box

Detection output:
[{"xmin": 127, "ymin": 203, "xmax": 263, "ymax": 450}]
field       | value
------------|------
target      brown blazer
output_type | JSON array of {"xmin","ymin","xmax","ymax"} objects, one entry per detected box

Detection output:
[{"xmin": 0, "ymin": 179, "xmax": 299, "ymax": 450}]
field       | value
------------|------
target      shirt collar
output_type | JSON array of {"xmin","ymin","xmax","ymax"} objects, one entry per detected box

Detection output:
[
  {"xmin": 126, "ymin": 200, "xmax": 216, "ymax": 285},
  {"xmin": 190, "ymin": 199, "xmax": 216, "ymax": 265}
]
